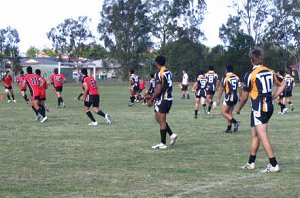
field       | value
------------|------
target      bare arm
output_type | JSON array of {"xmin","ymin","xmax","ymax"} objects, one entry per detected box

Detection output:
[
  {"xmin": 147, "ymin": 83, "xmax": 162, "ymax": 107},
  {"xmin": 236, "ymin": 90, "xmax": 249, "ymax": 114},
  {"xmin": 272, "ymin": 80, "xmax": 286, "ymax": 100}
]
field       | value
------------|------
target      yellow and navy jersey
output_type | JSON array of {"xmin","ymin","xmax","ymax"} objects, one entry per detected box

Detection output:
[
  {"xmin": 221, "ymin": 73, "xmax": 240, "ymax": 95},
  {"xmin": 196, "ymin": 74, "xmax": 208, "ymax": 90},
  {"xmin": 155, "ymin": 66, "xmax": 173, "ymax": 101},
  {"xmin": 205, "ymin": 71, "xmax": 218, "ymax": 85},
  {"xmin": 284, "ymin": 74, "xmax": 295, "ymax": 91},
  {"xmin": 243, "ymin": 65, "xmax": 280, "ymax": 112}
]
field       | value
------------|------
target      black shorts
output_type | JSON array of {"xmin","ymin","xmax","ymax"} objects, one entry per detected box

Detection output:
[
  {"xmin": 54, "ymin": 86, "xmax": 63, "ymax": 92},
  {"xmin": 284, "ymin": 90, "xmax": 292, "ymax": 97},
  {"xmin": 4, "ymin": 86, "xmax": 12, "ymax": 90},
  {"xmin": 251, "ymin": 110, "xmax": 273, "ymax": 127},
  {"xmin": 154, "ymin": 100, "xmax": 172, "ymax": 114},
  {"xmin": 181, "ymin": 84, "xmax": 188, "ymax": 91},
  {"xmin": 84, "ymin": 94, "xmax": 100, "ymax": 108}
]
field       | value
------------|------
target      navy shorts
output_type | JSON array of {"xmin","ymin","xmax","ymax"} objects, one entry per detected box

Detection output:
[
  {"xmin": 251, "ymin": 110, "xmax": 273, "ymax": 127},
  {"xmin": 154, "ymin": 100, "xmax": 172, "ymax": 114}
]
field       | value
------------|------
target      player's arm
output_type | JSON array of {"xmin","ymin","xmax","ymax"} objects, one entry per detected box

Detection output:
[
  {"xmin": 272, "ymin": 80, "xmax": 286, "ymax": 100},
  {"xmin": 191, "ymin": 81, "xmax": 198, "ymax": 93},
  {"xmin": 217, "ymin": 86, "xmax": 224, "ymax": 106},
  {"xmin": 236, "ymin": 90, "xmax": 249, "ymax": 114},
  {"xmin": 82, "ymin": 82, "xmax": 89, "ymax": 98},
  {"xmin": 147, "ymin": 83, "xmax": 162, "ymax": 107}
]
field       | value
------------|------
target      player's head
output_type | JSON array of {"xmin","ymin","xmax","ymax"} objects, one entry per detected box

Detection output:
[
  {"xmin": 81, "ymin": 68, "xmax": 88, "ymax": 76},
  {"xmin": 35, "ymin": 69, "xmax": 41, "ymax": 76},
  {"xmin": 130, "ymin": 69, "xmax": 135, "ymax": 74},
  {"xmin": 5, "ymin": 70, "xmax": 10, "ymax": 75},
  {"xmin": 155, "ymin": 55, "xmax": 166, "ymax": 66},
  {"xmin": 208, "ymin": 65, "xmax": 214, "ymax": 71},
  {"xmin": 150, "ymin": 73, "xmax": 154, "ymax": 78},
  {"xmin": 249, "ymin": 47, "xmax": 263, "ymax": 65},
  {"xmin": 226, "ymin": 64, "xmax": 234, "ymax": 73},
  {"xmin": 20, "ymin": 70, "xmax": 24, "ymax": 75},
  {"xmin": 27, "ymin": 66, "xmax": 33, "ymax": 74},
  {"xmin": 54, "ymin": 68, "xmax": 58, "ymax": 74},
  {"xmin": 182, "ymin": 70, "xmax": 186, "ymax": 74},
  {"xmin": 278, "ymin": 70, "xmax": 284, "ymax": 76}
]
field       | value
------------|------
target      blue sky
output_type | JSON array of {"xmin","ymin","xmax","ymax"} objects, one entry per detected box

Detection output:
[{"xmin": 0, "ymin": 0, "xmax": 232, "ymax": 54}]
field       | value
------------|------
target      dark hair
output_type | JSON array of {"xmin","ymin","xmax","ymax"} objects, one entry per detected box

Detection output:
[
  {"xmin": 35, "ymin": 69, "xmax": 41, "ymax": 76},
  {"xmin": 54, "ymin": 68, "xmax": 58, "ymax": 74},
  {"xmin": 278, "ymin": 70, "xmax": 284, "ymax": 76},
  {"xmin": 208, "ymin": 65, "xmax": 214, "ymax": 70},
  {"xmin": 81, "ymin": 68, "xmax": 88, "ymax": 75},
  {"xmin": 155, "ymin": 55, "xmax": 166, "ymax": 66},
  {"xmin": 130, "ymin": 69, "xmax": 135, "ymax": 74},
  {"xmin": 226, "ymin": 64, "xmax": 233, "ymax": 73},
  {"xmin": 5, "ymin": 70, "xmax": 10, "ymax": 75},
  {"xmin": 150, "ymin": 73, "xmax": 154, "ymax": 78},
  {"xmin": 20, "ymin": 70, "xmax": 24, "ymax": 75},
  {"xmin": 27, "ymin": 66, "xmax": 33, "ymax": 74}
]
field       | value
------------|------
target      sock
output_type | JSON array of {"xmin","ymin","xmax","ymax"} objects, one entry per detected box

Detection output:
[
  {"xmin": 280, "ymin": 104, "xmax": 285, "ymax": 112},
  {"xmin": 96, "ymin": 110, "xmax": 106, "ymax": 117},
  {"xmin": 38, "ymin": 107, "xmax": 46, "ymax": 117},
  {"xmin": 248, "ymin": 155, "xmax": 256, "ymax": 164},
  {"xmin": 32, "ymin": 106, "xmax": 38, "ymax": 116},
  {"xmin": 269, "ymin": 157, "xmax": 277, "ymax": 167},
  {"xmin": 86, "ymin": 111, "xmax": 96, "ymax": 122},
  {"xmin": 182, "ymin": 94, "xmax": 185, "ymax": 99},
  {"xmin": 166, "ymin": 123, "xmax": 173, "ymax": 136},
  {"xmin": 7, "ymin": 94, "xmax": 11, "ymax": 100},
  {"xmin": 227, "ymin": 125, "xmax": 232, "ymax": 130},
  {"xmin": 231, "ymin": 118, "xmax": 237, "ymax": 124},
  {"xmin": 58, "ymin": 98, "xmax": 61, "ymax": 106},
  {"xmin": 23, "ymin": 94, "xmax": 29, "ymax": 102},
  {"xmin": 187, "ymin": 94, "xmax": 190, "ymax": 99},
  {"xmin": 160, "ymin": 129, "xmax": 167, "ymax": 145},
  {"xmin": 195, "ymin": 110, "xmax": 198, "ymax": 116},
  {"xmin": 130, "ymin": 96, "xmax": 135, "ymax": 103},
  {"xmin": 12, "ymin": 94, "xmax": 15, "ymax": 100},
  {"xmin": 77, "ymin": 93, "xmax": 83, "ymax": 100}
]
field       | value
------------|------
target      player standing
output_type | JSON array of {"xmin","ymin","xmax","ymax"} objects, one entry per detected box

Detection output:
[
  {"xmin": 16, "ymin": 70, "xmax": 29, "ymax": 103},
  {"xmin": 217, "ymin": 64, "xmax": 240, "ymax": 133},
  {"xmin": 191, "ymin": 70, "xmax": 208, "ymax": 119},
  {"xmin": 2, "ymin": 70, "xmax": 16, "ymax": 103},
  {"xmin": 50, "ymin": 68, "xmax": 66, "ymax": 108},
  {"xmin": 205, "ymin": 65, "xmax": 219, "ymax": 115},
  {"xmin": 81, "ymin": 68, "xmax": 111, "ymax": 126},
  {"xmin": 147, "ymin": 55, "xmax": 177, "ymax": 149},
  {"xmin": 181, "ymin": 70, "xmax": 190, "ymax": 99},
  {"xmin": 236, "ymin": 47, "xmax": 286, "ymax": 172},
  {"xmin": 282, "ymin": 72, "xmax": 295, "ymax": 112},
  {"xmin": 143, "ymin": 73, "xmax": 155, "ymax": 105}
]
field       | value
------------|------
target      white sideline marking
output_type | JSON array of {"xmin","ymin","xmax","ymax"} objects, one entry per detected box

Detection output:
[{"xmin": 170, "ymin": 172, "xmax": 261, "ymax": 198}]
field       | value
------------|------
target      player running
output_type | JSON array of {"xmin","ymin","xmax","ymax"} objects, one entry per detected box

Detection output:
[
  {"xmin": 217, "ymin": 64, "xmax": 240, "ymax": 133},
  {"xmin": 50, "ymin": 68, "xmax": 66, "ymax": 108},
  {"xmin": 24, "ymin": 66, "xmax": 47, "ymax": 122},
  {"xmin": 191, "ymin": 70, "xmax": 208, "ymax": 119},
  {"xmin": 81, "ymin": 68, "xmax": 111, "ymax": 126},
  {"xmin": 2, "ymin": 70, "xmax": 16, "ymax": 103},
  {"xmin": 282, "ymin": 72, "xmax": 295, "ymax": 112},
  {"xmin": 36, "ymin": 69, "xmax": 49, "ymax": 112},
  {"xmin": 205, "ymin": 65, "xmax": 219, "ymax": 115},
  {"xmin": 16, "ymin": 70, "xmax": 29, "ymax": 104}
]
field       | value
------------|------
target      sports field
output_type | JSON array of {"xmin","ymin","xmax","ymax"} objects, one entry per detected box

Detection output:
[{"xmin": 1, "ymin": 82, "xmax": 300, "ymax": 197}]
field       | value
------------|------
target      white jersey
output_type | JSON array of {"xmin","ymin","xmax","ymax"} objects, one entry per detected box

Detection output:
[{"xmin": 182, "ymin": 73, "xmax": 188, "ymax": 85}]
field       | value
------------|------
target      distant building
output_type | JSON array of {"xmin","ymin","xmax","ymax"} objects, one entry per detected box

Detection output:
[{"xmin": 19, "ymin": 57, "xmax": 121, "ymax": 82}]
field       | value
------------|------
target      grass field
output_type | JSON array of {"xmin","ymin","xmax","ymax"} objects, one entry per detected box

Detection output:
[{"xmin": 0, "ymin": 82, "xmax": 300, "ymax": 197}]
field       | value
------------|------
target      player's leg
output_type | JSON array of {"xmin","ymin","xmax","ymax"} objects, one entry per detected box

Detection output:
[
  {"xmin": 154, "ymin": 112, "xmax": 167, "ymax": 147},
  {"xmin": 201, "ymin": 96, "xmax": 207, "ymax": 115},
  {"xmin": 194, "ymin": 97, "xmax": 200, "ymax": 118},
  {"xmin": 10, "ymin": 89, "xmax": 15, "ymax": 102}
]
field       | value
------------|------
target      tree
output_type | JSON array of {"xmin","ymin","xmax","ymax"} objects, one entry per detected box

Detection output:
[
  {"xmin": 98, "ymin": 0, "xmax": 152, "ymax": 79},
  {"xmin": 41, "ymin": 48, "xmax": 57, "ymax": 57},
  {"xmin": 47, "ymin": 16, "xmax": 94, "ymax": 62},
  {"xmin": 0, "ymin": 27, "xmax": 20, "ymax": 75},
  {"xmin": 78, "ymin": 43, "xmax": 108, "ymax": 59},
  {"xmin": 26, "ymin": 46, "xmax": 40, "ymax": 57}
]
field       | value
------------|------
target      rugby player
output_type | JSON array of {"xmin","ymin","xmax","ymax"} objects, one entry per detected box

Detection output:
[
  {"xmin": 205, "ymin": 65, "xmax": 219, "ymax": 115},
  {"xmin": 2, "ymin": 70, "xmax": 16, "ymax": 103},
  {"xmin": 50, "ymin": 68, "xmax": 66, "ymax": 108},
  {"xmin": 16, "ymin": 70, "xmax": 29, "ymax": 103}
]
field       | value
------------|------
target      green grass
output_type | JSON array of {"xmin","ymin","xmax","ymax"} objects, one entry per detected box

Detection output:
[{"xmin": 0, "ymin": 82, "xmax": 300, "ymax": 197}]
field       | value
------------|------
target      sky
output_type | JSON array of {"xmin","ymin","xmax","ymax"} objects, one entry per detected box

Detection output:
[{"xmin": 0, "ymin": 0, "xmax": 232, "ymax": 55}]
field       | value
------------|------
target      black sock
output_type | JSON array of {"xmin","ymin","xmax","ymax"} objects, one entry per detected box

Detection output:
[
  {"xmin": 130, "ymin": 96, "xmax": 135, "ymax": 103},
  {"xmin": 86, "ymin": 111, "xmax": 96, "ymax": 122},
  {"xmin": 160, "ymin": 129, "xmax": 167, "ymax": 144},
  {"xmin": 280, "ymin": 104, "xmax": 285, "ymax": 112},
  {"xmin": 32, "ymin": 106, "xmax": 38, "ymax": 116},
  {"xmin": 227, "ymin": 125, "xmax": 232, "ymax": 130},
  {"xmin": 77, "ymin": 93, "xmax": 83, "ymax": 100},
  {"xmin": 195, "ymin": 110, "xmax": 198, "ymax": 116},
  {"xmin": 248, "ymin": 155, "xmax": 256, "ymax": 164},
  {"xmin": 23, "ymin": 94, "xmax": 29, "ymax": 102},
  {"xmin": 166, "ymin": 123, "xmax": 173, "ymax": 136},
  {"xmin": 288, "ymin": 101, "xmax": 292, "ymax": 105},
  {"xmin": 12, "ymin": 94, "xmax": 15, "ymax": 100},
  {"xmin": 38, "ymin": 107, "xmax": 46, "ymax": 117},
  {"xmin": 96, "ymin": 110, "xmax": 105, "ymax": 117},
  {"xmin": 187, "ymin": 94, "xmax": 190, "ymax": 99},
  {"xmin": 231, "ymin": 118, "xmax": 237, "ymax": 124},
  {"xmin": 7, "ymin": 94, "xmax": 11, "ymax": 100},
  {"xmin": 58, "ymin": 98, "xmax": 61, "ymax": 106},
  {"xmin": 269, "ymin": 157, "xmax": 277, "ymax": 167}
]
